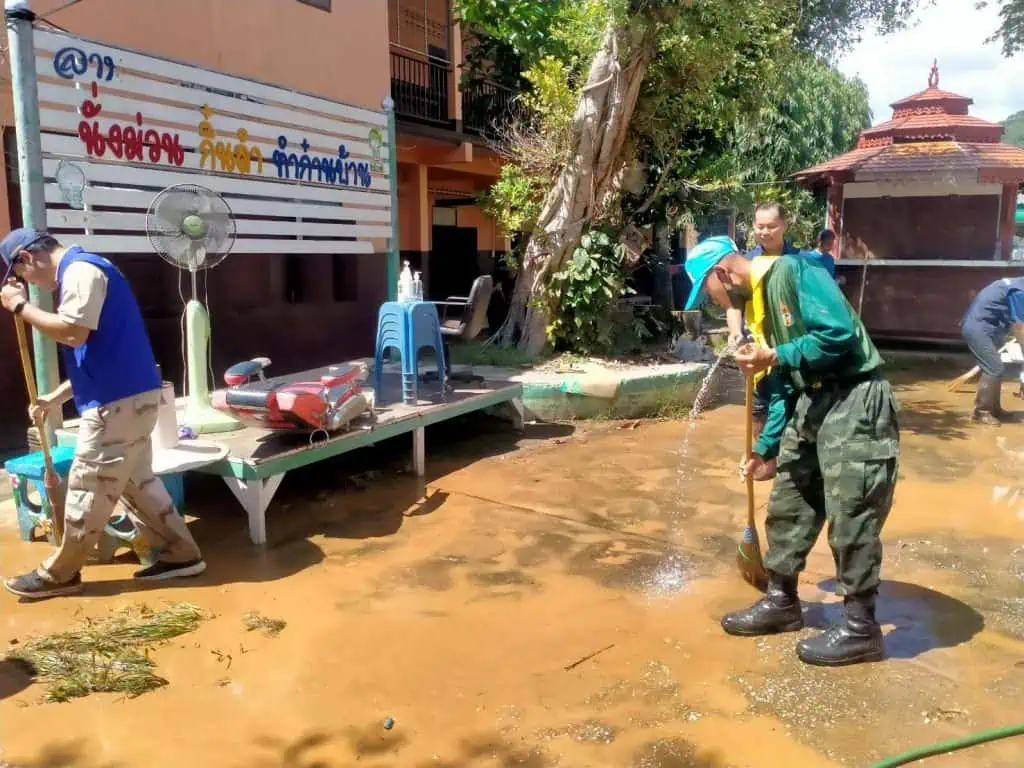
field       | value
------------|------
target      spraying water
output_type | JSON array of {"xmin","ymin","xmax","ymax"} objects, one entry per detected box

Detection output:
[
  {"xmin": 675, "ymin": 341, "xmax": 739, "ymax": 485},
  {"xmin": 642, "ymin": 340, "xmax": 740, "ymax": 600}
]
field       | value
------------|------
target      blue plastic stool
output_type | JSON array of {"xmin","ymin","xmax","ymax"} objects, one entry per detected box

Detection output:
[
  {"xmin": 4, "ymin": 446, "xmax": 186, "ymax": 565},
  {"xmin": 408, "ymin": 301, "xmax": 446, "ymax": 392},
  {"xmin": 373, "ymin": 301, "xmax": 446, "ymax": 405},
  {"xmin": 4, "ymin": 446, "xmax": 76, "ymax": 544}
]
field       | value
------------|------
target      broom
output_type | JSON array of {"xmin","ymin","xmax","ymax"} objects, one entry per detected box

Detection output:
[
  {"xmin": 14, "ymin": 315, "xmax": 65, "ymax": 543},
  {"xmin": 738, "ymin": 375, "xmax": 767, "ymax": 591}
]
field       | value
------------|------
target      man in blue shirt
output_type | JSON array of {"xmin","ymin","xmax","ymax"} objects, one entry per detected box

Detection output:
[
  {"xmin": 960, "ymin": 277, "xmax": 1024, "ymax": 425},
  {"xmin": 0, "ymin": 229, "xmax": 206, "ymax": 600},
  {"xmin": 808, "ymin": 229, "xmax": 837, "ymax": 279}
]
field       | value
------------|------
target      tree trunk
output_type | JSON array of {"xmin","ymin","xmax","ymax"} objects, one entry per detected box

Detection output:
[{"xmin": 495, "ymin": 22, "xmax": 657, "ymax": 353}]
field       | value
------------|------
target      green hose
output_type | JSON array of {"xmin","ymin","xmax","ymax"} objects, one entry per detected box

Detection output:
[{"xmin": 870, "ymin": 722, "xmax": 1024, "ymax": 767}]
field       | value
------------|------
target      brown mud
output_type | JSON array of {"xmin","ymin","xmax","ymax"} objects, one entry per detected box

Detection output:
[{"xmin": 0, "ymin": 364, "xmax": 1022, "ymax": 767}]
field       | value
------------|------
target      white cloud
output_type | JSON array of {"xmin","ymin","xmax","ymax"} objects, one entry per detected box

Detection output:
[{"xmin": 836, "ymin": 0, "xmax": 1024, "ymax": 124}]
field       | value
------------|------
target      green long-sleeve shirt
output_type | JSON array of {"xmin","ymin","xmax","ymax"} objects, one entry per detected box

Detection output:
[{"xmin": 752, "ymin": 255, "xmax": 883, "ymax": 460}]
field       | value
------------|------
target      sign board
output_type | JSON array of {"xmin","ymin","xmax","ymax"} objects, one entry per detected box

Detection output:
[{"xmin": 34, "ymin": 29, "xmax": 391, "ymax": 256}]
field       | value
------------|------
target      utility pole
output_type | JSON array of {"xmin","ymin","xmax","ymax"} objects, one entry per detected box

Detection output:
[
  {"xmin": 5, "ymin": 0, "xmax": 61, "ymax": 429},
  {"xmin": 383, "ymin": 96, "xmax": 399, "ymax": 302}
]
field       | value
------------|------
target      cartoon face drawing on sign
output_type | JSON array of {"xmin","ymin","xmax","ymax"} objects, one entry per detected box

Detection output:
[
  {"xmin": 368, "ymin": 127, "xmax": 384, "ymax": 173},
  {"xmin": 55, "ymin": 160, "xmax": 87, "ymax": 210}
]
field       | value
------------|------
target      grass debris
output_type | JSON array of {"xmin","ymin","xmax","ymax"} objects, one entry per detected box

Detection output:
[
  {"xmin": 7, "ymin": 602, "xmax": 208, "ymax": 703},
  {"xmin": 242, "ymin": 611, "xmax": 287, "ymax": 638}
]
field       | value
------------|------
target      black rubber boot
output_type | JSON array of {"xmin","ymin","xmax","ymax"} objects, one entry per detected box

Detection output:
[
  {"xmin": 796, "ymin": 592, "xmax": 884, "ymax": 667},
  {"xmin": 973, "ymin": 374, "xmax": 1002, "ymax": 426},
  {"xmin": 721, "ymin": 572, "xmax": 803, "ymax": 636}
]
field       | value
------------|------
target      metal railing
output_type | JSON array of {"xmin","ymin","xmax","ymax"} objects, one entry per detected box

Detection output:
[
  {"xmin": 390, "ymin": 50, "xmax": 452, "ymax": 126},
  {"xmin": 462, "ymin": 79, "xmax": 517, "ymax": 138}
]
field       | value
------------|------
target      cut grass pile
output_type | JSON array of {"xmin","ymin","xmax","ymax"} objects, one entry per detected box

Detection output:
[
  {"xmin": 7, "ymin": 602, "xmax": 208, "ymax": 703},
  {"xmin": 242, "ymin": 611, "xmax": 287, "ymax": 638}
]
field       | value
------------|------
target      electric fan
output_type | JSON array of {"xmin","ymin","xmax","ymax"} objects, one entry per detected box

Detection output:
[{"xmin": 146, "ymin": 183, "xmax": 241, "ymax": 434}]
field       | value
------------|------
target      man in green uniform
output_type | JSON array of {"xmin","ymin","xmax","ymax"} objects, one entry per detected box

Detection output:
[{"xmin": 683, "ymin": 233, "xmax": 900, "ymax": 666}]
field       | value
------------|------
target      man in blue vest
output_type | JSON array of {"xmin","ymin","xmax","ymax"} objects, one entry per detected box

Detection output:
[
  {"xmin": 960, "ymin": 277, "xmax": 1024, "ymax": 425},
  {"xmin": 1, "ymin": 229, "xmax": 206, "ymax": 600}
]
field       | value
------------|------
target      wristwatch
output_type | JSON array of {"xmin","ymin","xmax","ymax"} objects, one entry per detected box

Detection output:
[{"xmin": 12, "ymin": 300, "xmax": 26, "ymax": 315}]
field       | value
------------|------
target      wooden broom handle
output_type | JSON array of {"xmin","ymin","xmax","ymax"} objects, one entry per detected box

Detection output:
[
  {"xmin": 744, "ymin": 375, "xmax": 755, "ymax": 525},
  {"xmin": 14, "ymin": 315, "xmax": 55, "ymax": 472}
]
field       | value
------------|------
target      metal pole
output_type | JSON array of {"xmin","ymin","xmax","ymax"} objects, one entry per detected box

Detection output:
[
  {"xmin": 383, "ymin": 96, "xmax": 400, "ymax": 302},
  {"xmin": 6, "ymin": 0, "xmax": 61, "ymax": 429}
]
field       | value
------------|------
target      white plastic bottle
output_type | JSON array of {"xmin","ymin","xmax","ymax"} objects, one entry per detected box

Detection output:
[{"xmin": 399, "ymin": 261, "xmax": 413, "ymax": 302}]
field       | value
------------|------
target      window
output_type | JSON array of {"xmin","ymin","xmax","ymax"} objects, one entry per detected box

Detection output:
[{"xmin": 297, "ymin": 0, "xmax": 331, "ymax": 10}]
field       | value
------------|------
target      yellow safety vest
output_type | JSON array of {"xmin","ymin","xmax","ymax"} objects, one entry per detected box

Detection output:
[{"xmin": 745, "ymin": 255, "xmax": 780, "ymax": 386}]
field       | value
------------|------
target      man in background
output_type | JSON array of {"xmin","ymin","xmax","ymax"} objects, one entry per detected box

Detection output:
[
  {"xmin": 960, "ymin": 277, "xmax": 1024, "ymax": 425},
  {"xmin": 808, "ymin": 229, "xmax": 837, "ymax": 279},
  {"xmin": 0, "ymin": 228, "xmax": 206, "ymax": 600}
]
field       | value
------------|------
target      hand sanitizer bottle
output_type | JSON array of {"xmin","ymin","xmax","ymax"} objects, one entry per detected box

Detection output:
[
  {"xmin": 399, "ymin": 261, "xmax": 413, "ymax": 302},
  {"xmin": 412, "ymin": 271, "xmax": 423, "ymax": 300}
]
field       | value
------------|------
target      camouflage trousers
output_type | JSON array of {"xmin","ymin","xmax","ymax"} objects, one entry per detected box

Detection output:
[
  {"xmin": 40, "ymin": 389, "xmax": 202, "ymax": 583},
  {"xmin": 763, "ymin": 374, "xmax": 900, "ymax": 596}
]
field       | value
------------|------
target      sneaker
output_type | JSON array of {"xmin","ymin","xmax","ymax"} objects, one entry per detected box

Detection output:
[
  {"xmin": 4, "ymin": 570, "xmax": 84, "ymax": 600},
  {"xmin": 133, "ymin": 559, "xmax": 207, "ymax": 581}
]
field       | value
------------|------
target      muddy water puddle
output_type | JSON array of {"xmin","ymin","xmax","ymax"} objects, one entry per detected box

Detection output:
[{"xmin": 0, "ymin": 373, "xmax": 1022, "ymax": 766}]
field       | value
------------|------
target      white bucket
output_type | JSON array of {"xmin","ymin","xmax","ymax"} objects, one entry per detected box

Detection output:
[{"xmin": 151, "ymin": 381, "xmax": 178, "ymax": 451}]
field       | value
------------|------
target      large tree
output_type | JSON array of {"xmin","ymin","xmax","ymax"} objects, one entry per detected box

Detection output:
[{"xmin": 458, "ymin": 0, "xmax": 922, "ymax": 352}]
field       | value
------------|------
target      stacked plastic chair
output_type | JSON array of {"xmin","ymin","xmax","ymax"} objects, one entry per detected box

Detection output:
[{"xmin": 373, "ymin": 301, "xmax": 446, "ymax": 405}]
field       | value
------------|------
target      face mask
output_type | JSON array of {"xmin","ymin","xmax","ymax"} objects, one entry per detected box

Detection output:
[{"xmin": 725, "ymin": 281, "xmax": 750, "ymax": 308}]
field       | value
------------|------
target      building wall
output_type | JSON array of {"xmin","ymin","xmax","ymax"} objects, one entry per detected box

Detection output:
[
  {"xmin": 838, "ymin": 264, "xmax": 1024, "ymax": 340},
  {"xmin": 841, "ymin": 195, "xmax": 1000, "ymax": 262},
  {"xmin": 0, "ymin": 0, "xmax": 392, "ymax": 450}
]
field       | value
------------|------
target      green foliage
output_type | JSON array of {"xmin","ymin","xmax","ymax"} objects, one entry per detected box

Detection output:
[
  {"xmin": 728, "ymin": 53, "xmax": 872, "ymax": 245},
  {"xmin": 1003, "ymin": 110, "xmax": 1024, "ymax": 147},
  {"xmin": 455, "ymin": 0, "xmax": 571, "ymax": 69},
  {"xmin": 793, "ymin": 0, "xmax": 928, "ymax": 55},
  {"xmin": 979, "ymin": 0, "xmax": 1024, "ymax": 56},
  {"xmin": 545, "ymin": 229, "xmax": 630, "ymax": 354},
  {"xmin": 480, "ymin": 164, "xmax": 546, "ymax": 242}
]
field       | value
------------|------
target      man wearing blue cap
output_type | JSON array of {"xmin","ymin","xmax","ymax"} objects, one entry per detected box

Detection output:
[
  {"xmin": 683, "ymin": 230, "xmax": 899, "ymax": 667},
  {"xmin": 0, "ymin": 229, "xmax": 205, "ymax": 600}
]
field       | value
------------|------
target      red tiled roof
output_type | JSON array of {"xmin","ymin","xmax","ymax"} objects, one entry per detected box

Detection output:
[
  {"xmin": 795, "ymin": 62, "xmax": 1024, "ymax": 183},
  {"xmin": 891, "ymin": 86, "xmax": 973, "ymax": 109},
  {"xmin": 793, "ymin": 141, "xmax": 1024, "ymax": 182}
]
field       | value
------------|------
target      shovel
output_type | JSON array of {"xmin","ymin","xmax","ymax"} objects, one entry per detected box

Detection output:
[
  {"xmin": 737, "ymin": 375, "xmax": 767, "ymax": 591},
  {"xmin": 13, "ymin": 315, "xmax": 65, "ymax": 543}
]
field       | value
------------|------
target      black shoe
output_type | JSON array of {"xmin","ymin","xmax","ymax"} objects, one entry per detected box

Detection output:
[
  {"xmin": 721, "ymin": 572, "xmax": 804, "ymax": 636},
  {"xmin": 133, "ymin": 559, "xmax": 207, "ymax": 581},
  {"xmin": 4, "ymin": 570, "xmax": 83, "ymax": 600},
  {"xmin": 796, "ymin": 592, "xmax": 884, "ymax": 667}
]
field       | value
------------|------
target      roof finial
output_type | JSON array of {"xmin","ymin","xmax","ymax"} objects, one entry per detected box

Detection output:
[{"xmin": 928, "ymin": 58, "xmax": 939, "ymax": 88}]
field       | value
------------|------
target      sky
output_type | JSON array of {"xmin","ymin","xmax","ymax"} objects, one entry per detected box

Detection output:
[{"xmin": 836, "ymin": 0, "xmax": 1024, "ymax": 124}]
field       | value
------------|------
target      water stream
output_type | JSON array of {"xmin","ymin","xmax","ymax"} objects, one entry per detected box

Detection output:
[{"xmin": 643, "ymin": 343, "xmax": 738, "ymax": 600}]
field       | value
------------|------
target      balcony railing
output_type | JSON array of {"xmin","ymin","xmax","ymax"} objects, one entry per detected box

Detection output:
[
  {"xmin": 390, "ymin": 49, "xmax": 520, "ymax": 138},
  {"xmin": 463, "ymin": 79, "xmax": 517, "ymax": 139},
  {"xmin": 390, "ymin": 50, "xmax": 452, "ymax": 127}
]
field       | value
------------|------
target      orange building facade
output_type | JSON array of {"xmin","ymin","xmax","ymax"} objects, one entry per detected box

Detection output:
[{"xmin": 0, "ymin": 0, "xmax": 507, "ymax": 446}]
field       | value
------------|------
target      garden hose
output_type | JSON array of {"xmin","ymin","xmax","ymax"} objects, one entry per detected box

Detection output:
[{"xmin": 869, "ymin": 722, "xmax": 1024, "ymax": 767}]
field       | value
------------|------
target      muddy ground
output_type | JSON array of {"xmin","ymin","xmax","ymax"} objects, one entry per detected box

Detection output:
[{"xmin": 0, "ymin": 362, "xmax": 1022, "ymax": 767}]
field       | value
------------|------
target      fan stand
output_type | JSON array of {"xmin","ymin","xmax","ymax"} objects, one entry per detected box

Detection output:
[{"xmin": 183, "ymin": 268, "xmax": 241, "ymax": 435}]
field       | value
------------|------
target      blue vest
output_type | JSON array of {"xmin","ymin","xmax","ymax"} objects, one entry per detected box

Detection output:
[
  {"xmin": 962, "ymin": 277, "xmax": 1024, "ymax": 333},
  {"xmin": 57, "ymin": 248, "xmax": 160, "ymax": 414}
]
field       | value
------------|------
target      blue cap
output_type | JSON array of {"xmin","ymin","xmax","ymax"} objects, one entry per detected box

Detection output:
[
  {"xmin": 683, "ymin": 235, "xmax": 741, "ymax": 310},
  {"xmin": 0, "ymin": 228, "xmax": 46, "ymax": 284}
]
